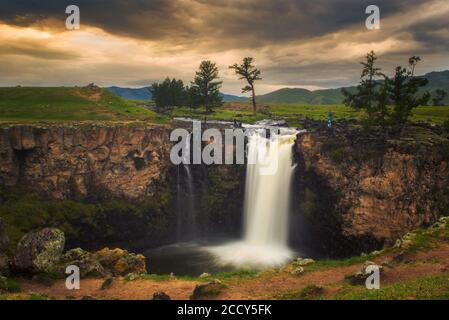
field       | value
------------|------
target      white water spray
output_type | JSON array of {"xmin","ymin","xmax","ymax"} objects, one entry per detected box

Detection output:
[{"xmin": 207, "ymin": 128, "xmax": 297, "ymax": 268}]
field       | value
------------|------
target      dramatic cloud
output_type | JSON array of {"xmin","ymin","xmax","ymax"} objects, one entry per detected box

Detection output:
[{"xmin": 0, "ymin": 0, "xmax": 448, "ymax": 94}]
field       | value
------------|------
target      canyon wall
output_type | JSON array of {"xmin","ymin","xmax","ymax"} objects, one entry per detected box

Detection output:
[
  {"xmin": 0, "ymin": 124, "xmax": 172, "ymax": 201},
  {"xmin": 294, "ymin": 125, "xmax": 449, "ymax": 256},
  {"xmin": 0, "ymin": 123, "xmax": 245, "ymax": 249}
]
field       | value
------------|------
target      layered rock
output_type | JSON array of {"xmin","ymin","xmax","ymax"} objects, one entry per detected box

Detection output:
[
  {"xmin": 294, "ymin": 125, "xmax": 449, "ymax": 255},
  {"xmin": 0, "ymin": 124, "xmax": 171, "ymax": 201}
]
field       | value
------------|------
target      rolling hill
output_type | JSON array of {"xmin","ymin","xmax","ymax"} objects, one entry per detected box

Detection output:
[
  {"xmin": 258, "ymin": 70, "xmax": 449, "ymax": 105},
  {"xmin": 0, "ymin": 86, "xmax": 161, "ymax": 122}
]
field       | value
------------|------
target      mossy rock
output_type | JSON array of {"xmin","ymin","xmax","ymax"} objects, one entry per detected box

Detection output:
[
  {"xmin": 13, "ymin": 228, "xmax": 65, "ymax": 274},
  {"xmin": 94, "ymin": 248, "xmax": 147, "ymax": 276}
]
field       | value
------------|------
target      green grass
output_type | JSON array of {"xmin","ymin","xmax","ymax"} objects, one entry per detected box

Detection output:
[
  {"xmin": 1, "ymin": 88, "xmax": 447, "ymax": 125},
  {"xmin": 171, "ymin": 103, "xmax": 449, "ymax": 126},
  {"xmin": 124, "ymin": 269, "xmax": 258, "ymax": 283},
  {"xmin": 0, "ymin": 87, "xmax": 167, "ymax": 123},
  {"xmin": 331, "ymin": 274, "xmax": 449, "ymax": 300}
]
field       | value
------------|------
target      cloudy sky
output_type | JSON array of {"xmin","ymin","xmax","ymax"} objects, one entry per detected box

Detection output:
[{"xmin": 1, "ymin": 0, "xmax": 448, "ymax": 95}]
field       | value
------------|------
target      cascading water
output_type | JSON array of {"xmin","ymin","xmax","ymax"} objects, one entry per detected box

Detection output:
[
  {"xmin": 206, "ymin": 128, "xmax": 297, "ymax": 268},
  {"xmin": 176, "ymin": 132, "xmax": 197, "ymax": 240}
]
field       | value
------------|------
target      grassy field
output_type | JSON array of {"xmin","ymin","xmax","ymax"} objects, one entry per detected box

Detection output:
[
  {"xmin": 172, "ymin": 103, "xmax": 449, "ymax": 126},
  {"xmin": 0, "ymin": 87, "xmax": 166, "ymax": 123},
  {"xmin": 1, "ymin": 87, "xmax": 448, "ymax": 125}
]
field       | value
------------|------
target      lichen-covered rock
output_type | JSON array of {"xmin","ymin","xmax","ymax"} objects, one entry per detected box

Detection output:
[
  {"xmin": 14, "ymin": 228, "xmax": 65, "ymax": 274},
  {"xmin": 60, "ymin": 248, "xmax": 106, "ymax": 278},
  {"xmin": 190, "ymin": 279, "xmax": 226, "ymax": 300},
  {"xmin": 94, "ymin": 248, "xmax": 147, "ymax": 276}
]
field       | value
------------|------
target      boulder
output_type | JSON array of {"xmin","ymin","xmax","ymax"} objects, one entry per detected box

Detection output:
[
  {"xmin": 60, "ymin": 248, "xmax": 106, "ymax": 278},
  {"xmin": 191, "ymin": 279, "xmax": 226, "ymax": 300},
  {"xmin": 14, "ymin": 228, "xmax": 65, "ymax": 274},
  {"xmin": 94, "ymin": 248, "xmax": 147, "ymax": 276},
  {"xmin": 153, "ymin": 291, "xmax": 171, "ymax": 300}
]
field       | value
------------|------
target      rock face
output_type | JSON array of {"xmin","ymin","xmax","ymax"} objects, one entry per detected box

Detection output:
[
  {"xmin": 0, "ymin": 124, "xmax": 171, "ymax": 201},
  {"xmin": 0, "ymin": 218, "xmax": 10, "ymax": 276},
  {"xmin": 294, "ymin": 125, "xmax": 449, "ymax": 256},
  {"xmin": 14, "ymin": 228, "xmax": 65, "ymax": 273}
]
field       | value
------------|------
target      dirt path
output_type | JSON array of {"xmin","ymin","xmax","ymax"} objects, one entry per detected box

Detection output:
[{"xmin": 16, "ymin": 245, "xmax": 449, "ymax": 300}]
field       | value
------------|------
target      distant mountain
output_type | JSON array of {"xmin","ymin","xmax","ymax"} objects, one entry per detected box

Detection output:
[
  {"xmin": 220, "ymin": 93, "xmax": 248, "ymax": 102},
  {"xmin": 107, "ymin": 86, "xmax": 247, "ymax": 102},
  {"xmin": 107, "ymin": 86, "xmax": 152, "ymax": 100},
  {"xmin": 257, "ymin": 70, "xmax": 449, "ymax": 105}
]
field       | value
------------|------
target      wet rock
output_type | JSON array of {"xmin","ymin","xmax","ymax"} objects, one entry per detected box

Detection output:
[
  {"xmin": 153, "ymin": 291, "xmax": 171, "ymax": 300},
  {"xmin": 60, "ymin": 248, "xmax": 106, "ymax": 278},
  {"xmin": 14, "ymin": 228, "xmax": 65, "ymax": 274},
  {"xmin": 94, "ymin": 248, "xmax": 147, "ymax": 276},
  {"xmin": 191, "ymin": 279, "xmax": 226, "ymax": 300}
]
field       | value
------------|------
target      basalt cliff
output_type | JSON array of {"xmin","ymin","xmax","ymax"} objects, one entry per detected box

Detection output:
[
  {"xmin": 0, "ymin": 124, "xmax": 171, "ymax": 201},
  {"xmin": 294, "ymin": 123, "xmax": 449, "ymax": 256}
]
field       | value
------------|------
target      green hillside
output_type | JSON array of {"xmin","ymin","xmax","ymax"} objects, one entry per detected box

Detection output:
[
  {"xmin": 0, "ymin": 86, "xmax": 163, "ymax": 122},
  {"xmin": 258, "ymin": 70, "xmax": 449, "ymax": 105}
]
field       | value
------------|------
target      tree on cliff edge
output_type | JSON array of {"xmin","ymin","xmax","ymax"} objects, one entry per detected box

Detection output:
[
  {"xmin": 229, "ymin": 57, "xmax": 262, "ymax": 116},
  {"xmin": 342, "ymin": 51, "xmax": 385, "ymax": 126}
]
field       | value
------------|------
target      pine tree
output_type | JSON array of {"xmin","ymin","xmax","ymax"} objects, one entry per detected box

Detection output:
[
  {"xmin": 342, "ymin": 51, "xmax": 384, "ymax": 126},
  {"xmin": 191, "ymin": 61, "xmax": 223, "ymax": 113}
]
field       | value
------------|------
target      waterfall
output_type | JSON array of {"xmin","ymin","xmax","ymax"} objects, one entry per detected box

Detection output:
[
  {"xmin": 176, "ymin": 133, "xmax": 196, "ymax": 240},
  {"xmin": 244, "ymin": 132, "xmax": 296, "ymax": 247},
  {"xmin": 206, "ymin": 128, "xmax": 297, "ymax": 268}
]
